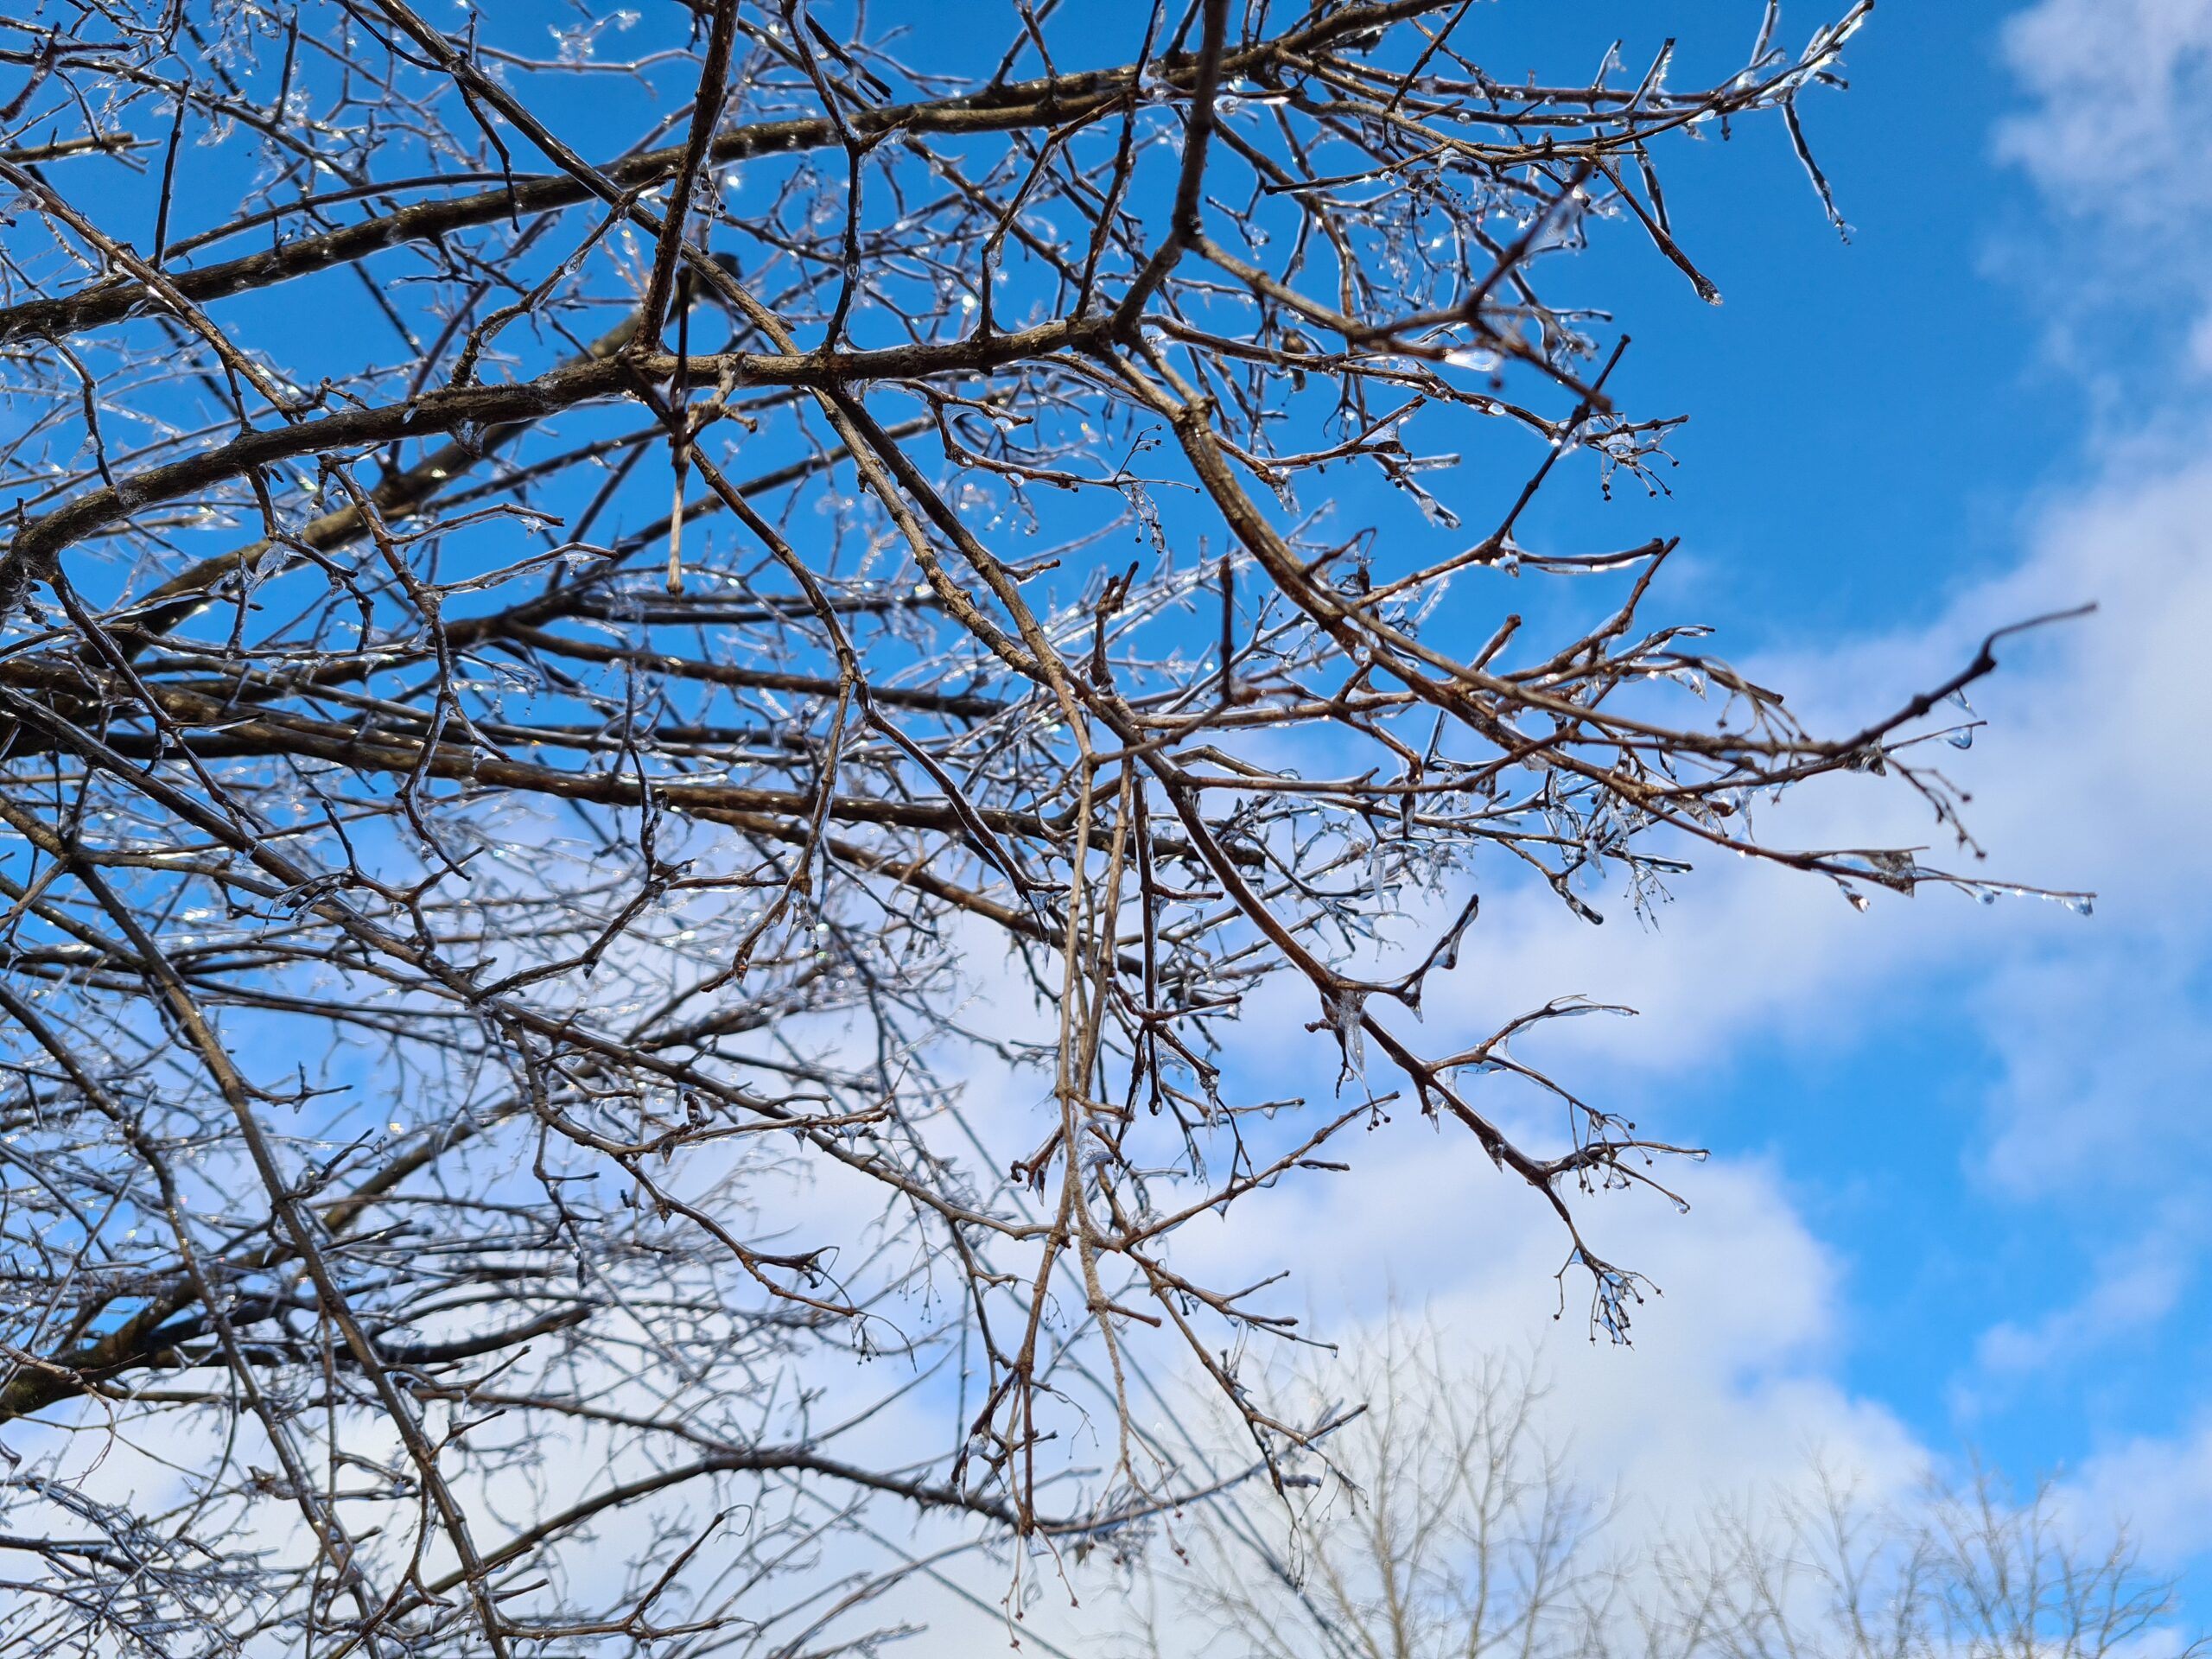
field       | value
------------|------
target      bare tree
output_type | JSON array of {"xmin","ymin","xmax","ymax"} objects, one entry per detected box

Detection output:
[
  {"xmin": 1641, "ymin": 1475, "xmax": 2200, "ymax": 1659},
  {"xmin": 1147, "ymin": 1325, "xmax": 2200, "ymax": 1659},
  {"xmin": 0, "ymin": 3, "xmax": 2084, "ymax": 1653},
  {"xmin": 1138, "ymin": 1325, "xmax": 1614, "ymax": 1659}
]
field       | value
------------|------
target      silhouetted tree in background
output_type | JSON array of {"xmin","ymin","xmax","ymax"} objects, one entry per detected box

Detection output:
[{"xmin": 1144, "ymin": 1321, "xmax": 2200, "ymax": 1659}]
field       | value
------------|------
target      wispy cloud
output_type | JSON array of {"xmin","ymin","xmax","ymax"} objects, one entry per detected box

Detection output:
[{"xmin": 1995, "ymin": 0, "xmax": 2212, "ymax": 221}]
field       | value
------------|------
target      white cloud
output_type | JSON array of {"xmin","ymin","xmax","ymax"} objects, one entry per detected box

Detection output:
[
  {"xmin": 1993, "ymin": 0, "xmax": 2212, "ymax": 401},
  {"xmin": 1974, "ymin": 1197, "xmax": 2204, "ymax": 1379},
  {"xmin": 1995, "ymin": 0, "xmax": 2212, "ymax": 221},
  {"xmin": 1409, "ymin": 448, "xmax": 2212, "ymax": 1170},
  {"xmin": 2076, "ymin": 1415, "xmax": 2212, "ymax": 1566},
  {"xmin": 1180, "ymin": 1134, "xmax": 1926, "ymax": 1503}
]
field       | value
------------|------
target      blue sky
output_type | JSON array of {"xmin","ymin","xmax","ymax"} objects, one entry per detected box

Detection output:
[
  {"xmin": 777, "ymin": 11, "xmax": 2212, "ymax": 1646},
  {"xmin": 12, "ymin": 2, "xmax": 2207, "ymax": 1646},
  {"xmin": 1535, "ymin": 0, "xmax": 2209, "ymax": 1486},
  {"xmin": 284, "ymin": 0, "xmax": 2212, "ymax": 1612},
  {"xmin": 1149, "ymin": 0, "xmax": 2212, "ymax": 1616}
]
